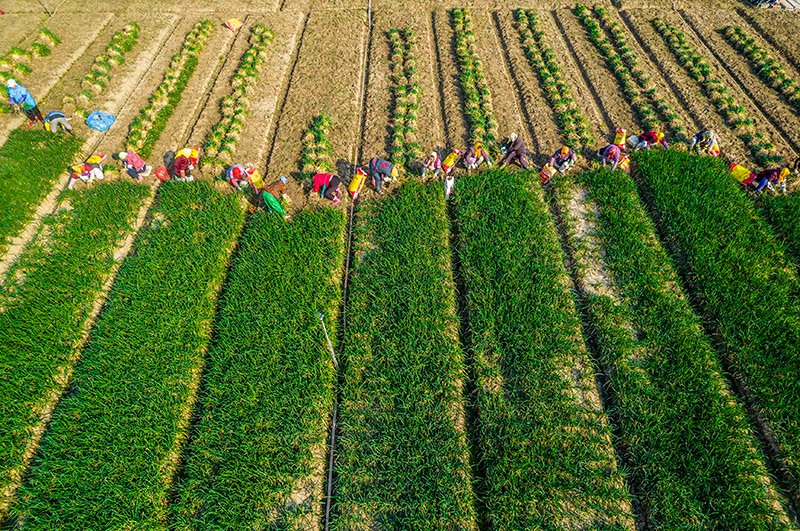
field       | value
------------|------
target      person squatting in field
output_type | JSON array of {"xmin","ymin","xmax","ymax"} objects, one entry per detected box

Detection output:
[
  {"xmin": 754, "ymin": 167, "xmax": 791, "ymax": 194},
  {"xmin": 254, "ymin": 176, "xmax": 289, "ymax": 216},
  {"xmin": 689, "ymin": 130, "xmax": 720, "ymax": 156},
  {"xmin": 464, "ymin": 141, "xmax": 492, "ymax": 171},
  {"xmin": 224, "ymin": 163, "xmax": 258, "ymax": 191},
  {"xmin": 629, "ymin": 130, "xmax": 670, "ymax": 150},
  {"xmin": 113, "ymin": 152, "xmax": 152, "ymax": 181},
  {"xmin": 170, "ymin": 148, "xmax": 199, "ymax": 181},
  {"xmin": 45, "ymin": 110, "xmax": 72, "ymax": 135},
  {"xmin": 312, "ymin": 172, "xmax": 342, "ymax": 204},
  {"xmin": 369, "ymin": 157, "xmax": 398, "ymax": 194},
  {"xmin": 550, "ymin": 146, "xmax": 577, "ymax": 174},
  {"xmin": 68, "ymin": 155, "xmax": 105, "ymax": 189},
  {"xmin": 7, "ymin": 79, "xmax": 44, "ymax": 128},
  {"xmin": 500, "ymin": 132, "xmax": 529, "ymax": 169},
  {"xmin": 422, "ymin": 151, "xmax": 441, "ymax": 178},
  {"xmin": 601, "ymin": 143, "xmax": 624, "ymax": 171}
]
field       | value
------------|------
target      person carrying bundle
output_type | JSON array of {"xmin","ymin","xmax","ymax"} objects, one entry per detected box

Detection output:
[
  {"xmin": 312, "ymin": 172, "xmax": 342, "ymax": 204},
  {"xmin": 422, "ymin": 151, "xmax": 441, "ymax": 177},
  {"xmin": 169, "ymin": 147, "xmax": 199, "ymax": 182},
  {"xmin": 368, "ymin": 157, "xmax": 398, "ymax": 195},
  {"xmin": 68, "ymin": 154, "xmax": 105, "ymax": 190},
  {"xmin": 44, "ymin": 110, "xmax": 72, "ymax": 135},
  {"xmin": 7, "ymin": 79, "xmax": 44, "ymax": 129},
  {"xmin": 689, "ymin": 130, "xmax": 720, "ymax": 156},
  {"xmin": 550, "ymin": 146, "xmax": 578, "ymax": 174},
  {"xmin": 754, "ymin": 167, "xmax": 790, "ymax": 194},
  {"xmin": 500, "ymin": 132, "xmax": 529, "ymax": 169},
  {"xmin": 629, "ymin": 131, "xmax": 669, "ymax": 151},
  {"xmin": 113, "ymin": 151, "xmax": 151, "ymax": 181},
  {"xmin": 464, "ymin": 141, "xmax": 492, "ymax": 171}
]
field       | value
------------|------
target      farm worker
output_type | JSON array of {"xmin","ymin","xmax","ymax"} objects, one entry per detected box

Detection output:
[
  {"xmin": 730, "ymin": 163, "xmax": 756, "ymax": 187},
  {"xmin": 44, "ymin": 110, "xmax": 72, "ymax": 135},
  {"xmin": 68, "ymin": 154, "xmax": 105, "ymax": 190},
  {"xmin": 689, "ymin": 130, "xmax": 720, "ymax": 156},
  {"xmin": 368, "ymin": 157, "xmax": 397, "ymax": 195},
  {"xmin": 172, "ymin": 147, "xmax": 199, "ymax": 181},
  {"xmin": 113, "ymin": 152, "xmax": 152, "ymax": 181},
  {"xmin": 444, "ymin": 172, "xmax": 455, "ymax": 200},
  {"xmin": 794, "ymin": 157, "xmax": 800, "ymax": 176},
  {"xmin": 441, "ymin": 148, "xmax": 462, "ymax": 176},
  {"xmin": 422, "ymin": 151, "xmax": 441, "ymax": 177},
  {"xmin": 464, "ymin": 141, "xmax": 492, "ymax": 171},
  {"xmin": 313, "ymin": 173, "xmax": 343, "ymax": 204},
  {"xmin": 550, "ymin": 146, "xmax": 577, "ymax": 174},
  {"xmin": 755, "ymin": 167, "xmax": 790, "ymax": 194},
  {"xmin": 601, "ymin": 144, "xmax": 623, "ymax": 171},
  {"xmin": 500, "ymin": 132, "xmax": 529, "ymax": 169},
  {"xmin": 224, "ymin": 163, "xmax": 256, "ymax": 190},
  {"xmin": 7, "ymin": 79, "xmax": 44, "ymax": 129},
  {"xmin": 629, "ymin": 131, "xmax": 669, "ymax": 150},
  {"xmin": 255, "ymin": 176, "xmax": 288, "ymax": 216}
]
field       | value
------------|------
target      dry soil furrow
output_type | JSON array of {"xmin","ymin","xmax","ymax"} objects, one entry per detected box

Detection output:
[
  {"xmin": 677, "ymin": 10, "xmax": 798, "ymax": 159},
  {"xmin": 622, "ymin": 9, "xmax": 751, "ymax": 163},
  {"xmin": 361, "ymin": 12, "xmax": 393, "ymax": 165},
  {"xmin": 0, "ymin": 14, "xmax": 42, "ymax": 52},
  {"xmin": 738, "ymin": 7, "xmax": 800, "ymax": 77},
  {"xmin": 0, "ymin": 15, "xmax": 180, "ymax": 284},
  {"xmin": 733, "ymin": 9, "xmax": 800, "ymax": 87},
  {"xmin": 432, "ymin": 9, "xmax": 470, "ymax": 148}
]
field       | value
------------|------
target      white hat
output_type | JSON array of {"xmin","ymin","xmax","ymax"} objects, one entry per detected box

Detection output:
[
  {"xmin": 509, "ymin": 132, "xmax": 518, "ymax": 141},
  {"xmin": 430, "ymin": 151, "xmax": 437, "ymax": 158},
  {"xmin": 6, "ymin": 78, "xmax": 17, "ymax": 88}
]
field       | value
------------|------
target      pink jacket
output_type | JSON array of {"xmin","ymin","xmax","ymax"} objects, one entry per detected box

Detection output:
[{"xmin": 124, "ymin": 152, "xmax": 146, "ymax": 172}]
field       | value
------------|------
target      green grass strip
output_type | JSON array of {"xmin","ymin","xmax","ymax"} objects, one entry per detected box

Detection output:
[
  {"xmin": 453, "ymin": 169, "xmax": 633, "ymax": 529},
  {"xmin": 757, "ymin": 194, "xmax": 800, "ymax": 271},
  {"xmin": 0, "ymin": 130, "xmax": 83, "ymax": 254},
  {"xmin": 12, "ymin": 182, "xmax": 245, "ymax": 530},
  {"xmin": 0, "ymin": 181, "xmax": 148, "ymax": 503},
  {"xmin": 334, "ymin": 181, "xmax": 475, "ymax": 529},
  {"xmin": 580, "ymin": 167, "xmax": 791, "ymax": 528},
  {"xmin": 634, "ymin": 149, "xmax": 800, "ymax": 493},
  {"xmin": 172, "ymin": 207, "xmax": 345, "ymax": 529}
]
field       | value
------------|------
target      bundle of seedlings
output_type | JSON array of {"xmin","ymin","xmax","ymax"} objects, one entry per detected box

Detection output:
[
  {"xmin": 299, "ymin": 114, "xmax": 334, "ymax": 181},
  {"xmin": 388, "ymin": 27, "xmax": 423, "ymax": 169}
]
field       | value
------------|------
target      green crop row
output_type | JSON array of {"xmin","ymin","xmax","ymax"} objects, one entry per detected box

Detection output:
[
  {"xmin": 63, "ymin": 22, "xmax": 140, "ymax": 118},
  {"xmin": 576, "ymin": 5, "xmax": 660, "ymax": 132},
  {"xmin": 451, "ymin": 8, "xmax": 499, "ymax": 149},
  {"xmin": 453, "ymin": 168, "xmax": 633, "ymax": 529},
  {"xmin": 592, "ymin": 6, "xmax": 685, "ymax": 141},
  {"xmin": 334, "ymin": 181, "xmax": 475, "ymax": 528},
  {"xmin": 574, "ymin": 167, "xmax": 791, "ymax": 528},
  {"xmin": 0, "ymin": 28, "xmax": 60, "ymax": 85},
  {"xmin": 652, "ymin": 18, "xmax": 780, "ymax": 165},
  {"xmin": 202, "ymin": 25, "xmax": 274, "ymax": 176},
  {"xmin": 514, "ymin": 9, "xmax": 593, "ymax": 149},
  {"xmin": 721, "ymin": 25, "xmax": 800, "ymax": 114},
  {"xmin": 757, "ymin": 194, "xmax": 800, "ymax": 269},
  {"xmin": 634, "ymin": 149, "xmax": 800, "ymax": 494},
  {"xmin": 172, "ymin": 207, "xmax": 345, "ymax": 529},
  {"xmin": 0, "ymin": 181, "xmax": 149, "ymax": 513},
  {"xmin": 300, "ymin": 114, "xmax": 334, "ymax": 179},
  {"xmin": 11, "ymin": 182, "xmax": 245, "ymax": 530},
  {"xmin": 0, "ymin": 130, "xmax": 83, "ymax": 254},
  {"xmin": 388, "ymin": 27, "xmax": 423, "ymax": 168},
  {"xmin": 127, "ymin": 20, "xmax": 214, "ymax": 158}
]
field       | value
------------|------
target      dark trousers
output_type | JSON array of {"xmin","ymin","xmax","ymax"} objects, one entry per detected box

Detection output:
[
  {"xmin": 127, "ymin": 166, "xmax": 144, "ymax": 179},
  {"xmin": 24, "ymin": 105, "xmax": 44, "ymax": 123},
  {"xmin": 323, "ymin": 176, "xmax": 341, "ymax": 200}
]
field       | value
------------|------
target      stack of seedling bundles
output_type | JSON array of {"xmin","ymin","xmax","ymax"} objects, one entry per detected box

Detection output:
[
  {"xmin": 388, "ymin": 28, "xmax": 422, "ymax": 169},
  {"xmin": 126, "ymin": 20, "xmax": 214, "ymax": 158},
  {"xmin": 452, "ymin": 8, "xmax": 499, "ymax": 150},
  {"xmin": 653, "ymin": 18, "xmax": 779, "ymax": 164},
  {"xmin": 63, "ymin": 22, "xmax": 140, "ymax": 118},
  {"xmin": 515, "ymin": 9, "xmax": 593, "ymax": 149},
  {"xmin": 299, "ymin": 114, "xmax": 334, "ymax": 181},
  {"xmin": 201, "ymin": 24, "xmax": 273, "ymax": 177}
]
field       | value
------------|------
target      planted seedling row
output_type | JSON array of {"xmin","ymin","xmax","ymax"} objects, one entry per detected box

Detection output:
[
  {"xmin": 12, "ymin": 182, "xmax": 245, "ymax": 530},
  {"xmin": 62, "ymin": 22, "xmax": 139, "ymax": 118},
  {"xmin": 514, "ymin": 9, "xmax": 592, "ymax": 149},
  {"xmin": 388, "ymin": 27, "xmax": 423, "ymax": 169},
  {"xmin": 0, "ymin": 28, "xmax": 60, "ymax": 85},
  {"xmin": 300, "ymin": 114, "xmax": 334, "ymax": 179},
  {"xmin": 652, "ymin": 18, "xmax": 779, "ymax": 165},
  {"xmin": 591, "ymin": 5, "xmax": 686, "ymax": 141},
  {"xmin": 634, "ymin": 149, "xmax": 800, "ymax": 503},
  {"xmin": 201, "ymin": 24, "xmax": 274, "ymax": 177},
  {"xmin": 572, "ymin": 166, "xmax": 793, "ymax": 528},
  {"xmin": 453, "ymin": 168, "xmax": 634, "ymax": 529},
  {"xmin": 126, "ymin": 20, "xmax": 214, "ymax": 158},
  {"xmin": 451, "ymin": 8, "xmax": 499, "ymax": 150}
]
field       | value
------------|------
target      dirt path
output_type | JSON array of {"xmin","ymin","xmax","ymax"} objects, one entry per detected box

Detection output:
[
  {"xmin": 0, "ymin": 14, "xmax": 41, "ymax": 51},
  {"xmin": 432, "ymin": 9, "xmax": 470, "ymax": 148}
]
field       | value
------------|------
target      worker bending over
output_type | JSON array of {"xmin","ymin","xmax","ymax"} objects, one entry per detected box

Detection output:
[
  {"xmin": 601, "ymin": 144, "xmax": 623, "ymax": 171},
  {"xmin": 113, "ymin": 152, "xmax": 151, "ymax": 181},
  {"xmin": 225, "ymin": 163, "xmax": 257, "ymax": 190},
  {"xmin": 45, "ymin": 110, "xmax": 72, "ymax": 134},
  {"xmin": 171, "ymin": 148, "xmax": 199, "ymax": 181},
  {"xmin": 464, "ymin": 141, "xmax": 492, "ymax": 171},
  {"xmin": 369, "ymin": 157, "xmax": 398, "ymax": 194},
  {"xmin": 629, "ymin": 131, "xmax": 669, "ymax": 150},
  {"xmin": 7, "ymin": 79, "xmax": 44, "ymax": 128},
  {"xmin": 422, "ymin": 151, "xmax": 441, "ymax": 177},
  {"xmin": 313, "ymin": 172, "xmax": 342, "ymax": 204},
  {"xmin": 255, "ymin": 176, "xmax": 288, "ymax": 216},
  {"xmin": 689, "ymin": 130, "xmax": 720, "ymax": 156},
  {"xmin": 68, "ymin": 155, "xmax": 105, "ymax": 190},
  {"xmin": 500, "ymin": 132, "xmax": 529, "ymax": 169},
  {"xmin": 755, "ymin": 167, "xmax": 790, "ymax": 194},
  {"xmin": 550, "ymin": 146, "xmax": 577, "ymax": 174}
]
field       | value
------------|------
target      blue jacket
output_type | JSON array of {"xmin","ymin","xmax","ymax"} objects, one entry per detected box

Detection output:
[{"xmin": 8, "ymin": 85, "xmax": 36, "ymax": 109}]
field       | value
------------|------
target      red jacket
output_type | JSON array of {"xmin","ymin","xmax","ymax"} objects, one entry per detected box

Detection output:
[{"xmin": 313, "ymin": 173, "xmax": 334, "ymax": 193}]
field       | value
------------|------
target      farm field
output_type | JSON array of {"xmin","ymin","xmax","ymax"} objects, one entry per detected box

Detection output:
[{"xmin": 2, "ymin": 0, "xmax": 800, "ymax": 529}]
